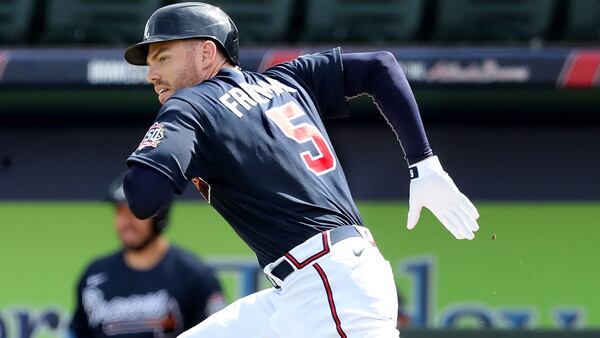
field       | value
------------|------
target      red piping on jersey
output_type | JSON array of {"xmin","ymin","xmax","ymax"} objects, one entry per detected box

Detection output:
[
  {"xmin": 313, "ymin": 263, "xmax": 347, "ymax": 338},
  {"xmin": 284, "ymin": 232, "xmax": 330, "ymax": 269}
]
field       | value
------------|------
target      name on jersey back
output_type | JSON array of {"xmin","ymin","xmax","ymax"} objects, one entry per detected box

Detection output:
[{"xmin": 218, "ymin": 76, "xmax": 297, "ymax": 118}]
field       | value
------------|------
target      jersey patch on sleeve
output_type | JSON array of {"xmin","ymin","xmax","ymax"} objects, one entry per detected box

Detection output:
[{"xmin": 137, "ymin": 122, "xmax": 165, "ymax": 151}]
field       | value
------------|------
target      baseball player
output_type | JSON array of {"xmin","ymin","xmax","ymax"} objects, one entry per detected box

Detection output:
[
  {"xmin": 68, "ymin": 172, "xmax": 225, "ymax": 338},
  {"xmin": 121, "ymin": 2, "xmax": 480, "ymax": 337}
]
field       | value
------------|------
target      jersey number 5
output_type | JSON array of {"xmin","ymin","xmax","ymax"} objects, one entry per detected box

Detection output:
[{"xmin": 266, "ymin": 101, "xmax": 336, "ymax": 176}]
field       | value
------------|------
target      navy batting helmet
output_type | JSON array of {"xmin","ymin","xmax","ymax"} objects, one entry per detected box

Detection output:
[
  {"xmin": 107, "ymin": 171, "xmax": 170, "ymax": 233},
  {"xmin": 124, "ymin": 2, "xmax": 239, "ymax": 66}
]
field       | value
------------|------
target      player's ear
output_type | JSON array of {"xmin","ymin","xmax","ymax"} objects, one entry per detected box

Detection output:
[{"xmin": 200, "ymin": 40, "xmax": 218, "ymax": 66}]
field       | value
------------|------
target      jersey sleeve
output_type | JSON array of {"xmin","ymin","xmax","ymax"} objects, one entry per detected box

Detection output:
[
  {"xmin": 68, "ymin": 270, "xmax": 93, "ymax": 338},
  {"xmin": 127, "ymin": 98, "xmax": 206, "ymax": 194},
  {"xmin": 265, "ymin": 47, "xmax": 348, "ymax": 119},
  {"xmin": 189, "ymin": 266, "xmax": 225, "ymax": 325}
]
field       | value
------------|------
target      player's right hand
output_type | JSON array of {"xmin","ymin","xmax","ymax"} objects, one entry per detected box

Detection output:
[{"xmin": 406, "ymin": 156, "xmax": 480, "ymax": 240}]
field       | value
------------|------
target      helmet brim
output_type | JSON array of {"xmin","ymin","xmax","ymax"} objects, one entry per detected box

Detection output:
[
  {"xmin": 124, "ymin": 36, "xmax": 187, "ymax": 66},
  {"xmin": 124, "ymin": 42, "xmax": 150, "ymax": 66},
  {"xmin": 124, "ymin": 35, "xmax": 239, "ymax": 66}
]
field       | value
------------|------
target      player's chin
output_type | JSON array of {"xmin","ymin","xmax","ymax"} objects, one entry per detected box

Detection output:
[
  {"xmin": 122, "ymin": 239, "xmax": 145, "ymax": 251},
  {"xmin": 158, "ymin": 90, "xmax": 172, "ymax": 104}
]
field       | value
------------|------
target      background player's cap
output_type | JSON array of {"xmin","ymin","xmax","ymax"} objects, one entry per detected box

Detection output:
[
  {"xmin": 107, "ymin": 171, "xmax": 171, "ymax": 234},
  {"xmin": 124, "ymin": 2, "xmax": 240, "ymax": 66}
]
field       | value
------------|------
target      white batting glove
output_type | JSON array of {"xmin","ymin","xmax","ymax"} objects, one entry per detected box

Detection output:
[{"xmin": 407, "ymin": 156, "xmax": 480, "ymax": 240}]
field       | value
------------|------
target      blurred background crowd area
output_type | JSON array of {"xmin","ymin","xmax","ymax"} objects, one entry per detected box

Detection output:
[
  {"xmin": 3, "ymin": 1, "xmax": 600, "ymax": 201},
  {"xmin": 1, "ymin": 0, "xmax": 600, "ymax": 47}
]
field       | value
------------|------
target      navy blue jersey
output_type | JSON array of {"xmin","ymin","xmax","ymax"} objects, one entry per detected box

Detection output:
[
  {"xmin": 69, "ymin": 246, "xmax": 224, "ymax": 338},
  {"xmin": 128, "ymin": 48, "xmax": 363, "ymax": 266}
]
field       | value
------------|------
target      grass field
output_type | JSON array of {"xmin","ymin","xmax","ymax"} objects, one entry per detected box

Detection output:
[{"xmin": 1, "ymin": 201, "xmax": 599, "ymax": 330}]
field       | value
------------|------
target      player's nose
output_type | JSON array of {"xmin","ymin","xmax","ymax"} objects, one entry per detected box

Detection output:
[{"xmin": 146, "ymin": 66, "xmax": 160, "ymax": 84}]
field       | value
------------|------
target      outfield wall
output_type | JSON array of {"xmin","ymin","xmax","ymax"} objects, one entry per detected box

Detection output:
[{"xmin": 0, "ymin": 202, "xmax": 598, "ymax": 338}]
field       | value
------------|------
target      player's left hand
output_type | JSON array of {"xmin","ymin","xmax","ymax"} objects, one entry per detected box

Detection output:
[{"xmin": 406, "ymin": 156, "xmax": 480, "ymax": 239}]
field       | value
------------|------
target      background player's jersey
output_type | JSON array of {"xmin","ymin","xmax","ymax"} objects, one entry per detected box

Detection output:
[
  {"xmin": 128, "ymin": 48, "xmax": 363, "ymax": 266},
  {"xmin": 69, "ymin": 246, "xmax": 224, "ymax": 338}
]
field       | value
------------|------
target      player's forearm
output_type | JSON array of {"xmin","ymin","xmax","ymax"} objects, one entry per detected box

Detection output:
[
  {"xmin": 123, "ymin": 165, "xmax": 175, "ymax": 219},
  {"xmin": 342, "ymin": 52, "xmax": 432, "ymax": 165}
]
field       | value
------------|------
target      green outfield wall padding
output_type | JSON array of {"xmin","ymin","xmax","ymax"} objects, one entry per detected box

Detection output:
[{"xmin": 1, "ymin": 201, "xmax": 599, "ymax": 334}]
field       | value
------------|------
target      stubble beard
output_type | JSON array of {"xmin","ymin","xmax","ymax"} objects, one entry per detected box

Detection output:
[{"xmin": 173, "ymin": 53, "xmax": 202, "ymax": 94}]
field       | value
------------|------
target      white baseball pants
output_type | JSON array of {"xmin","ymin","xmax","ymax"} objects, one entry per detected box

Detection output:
[{"xmin": 179, "ymin": 226, "xmax": 399, "ymax": 338}]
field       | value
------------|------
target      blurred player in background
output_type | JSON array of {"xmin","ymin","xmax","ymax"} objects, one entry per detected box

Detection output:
[
  {"xmin": 122, "ymin": 2, "xmax": 480, "ymax": 337},
  {"xmin": 68, "ymin": 172, "xmax": 225, "ymax": 338}
]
